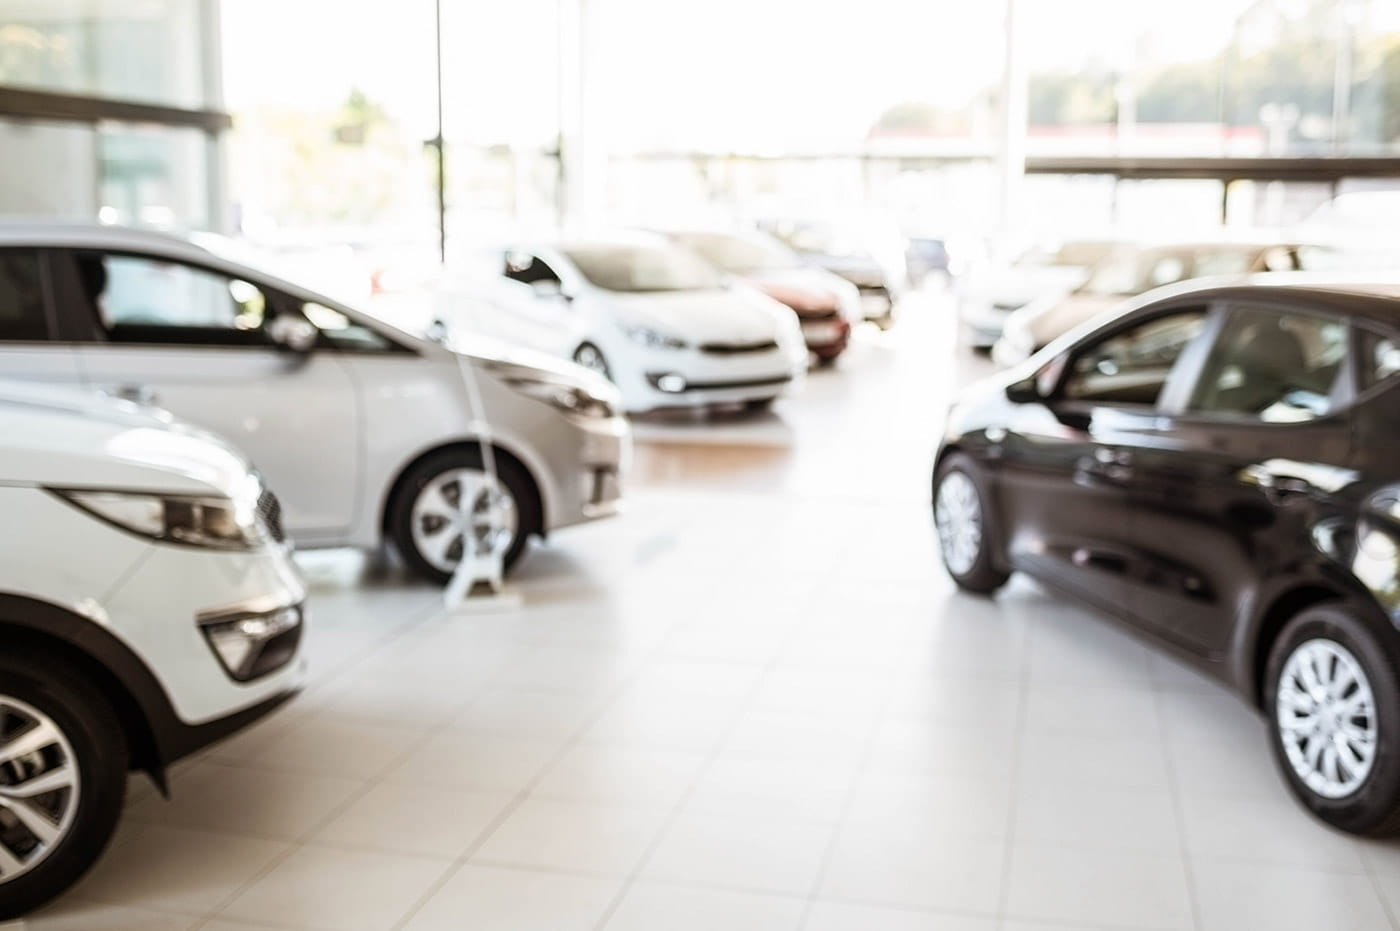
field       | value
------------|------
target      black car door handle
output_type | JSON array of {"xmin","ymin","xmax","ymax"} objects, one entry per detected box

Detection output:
[
  {"xmin": 1241, "ymin": 465, "xmax": 1316, "ymax": 504},
  {"xmin": 1076, "ymin": 449, "xmax": 1134, "ymax": 488}
]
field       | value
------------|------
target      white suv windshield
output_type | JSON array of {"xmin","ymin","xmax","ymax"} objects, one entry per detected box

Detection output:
[{"xmin": 563, "ymin": 244, "xmax": 726, "ymax": 293}]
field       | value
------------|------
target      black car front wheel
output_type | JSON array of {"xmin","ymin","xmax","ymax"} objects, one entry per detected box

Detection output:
[
  {"xmin": 1266, "ymin": 603, "xmax": 1400, "ymax": 835},
  {"xmin": 0, "ymin": 651, "xmax": 127, "ymax": 919},
  {"xmin": 933, "ymin": 454, "xmax": 1009, "ymax": 595}
]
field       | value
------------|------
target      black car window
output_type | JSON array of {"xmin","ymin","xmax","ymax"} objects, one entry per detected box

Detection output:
[
  {"xmin": 1189, "ymin": 306, "xmax": 1348, "ymax": 423},
  {"xmin": 1360, "ymin": 329, "xmax": 1400, "ymax": 391},
  {"xmin": 0, "ymin": 250, "xmax": 49, "ymax": 341},
  {"xmin": 1060, "ymin": 309, "xmax": 1208, "ymax": 407},
  {"xmin": 504, "ymin": 251, "xmax": 561, "ymax": 286},
  {"xmin": 72, "ymin": 252, "xmax": 272, "ymax": 348}
]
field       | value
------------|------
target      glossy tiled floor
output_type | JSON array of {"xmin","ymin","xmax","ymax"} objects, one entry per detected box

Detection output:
[{"xmin": 21, "ymin": 290, "xmax": 1400, "ymax": 930}]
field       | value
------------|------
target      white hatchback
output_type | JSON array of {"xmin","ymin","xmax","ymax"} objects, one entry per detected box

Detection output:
[
  {"xmin": 0, "ymin": 223, "xmax": 628, "ymax": 582},
  {"xmin": 0, "ymin": 382, "xmax": 304, "ymax": 918},
  {"xmin": 435, "ymin": 235, "xmax": 808, "ymax": 413}
]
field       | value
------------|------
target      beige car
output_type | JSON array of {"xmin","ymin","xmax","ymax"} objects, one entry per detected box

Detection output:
[{"xmin": 992, "ymin": 240, "xmax": 1331, "ymax": 367}]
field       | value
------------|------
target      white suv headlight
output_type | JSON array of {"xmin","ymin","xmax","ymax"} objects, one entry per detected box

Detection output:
[
  {"xmin": 52, "ymin": 489, "xmax": 270, "ymax": 550},
  {"xmin": 505, "ymin": 377, "xmax": 620, "ymax": 420}
]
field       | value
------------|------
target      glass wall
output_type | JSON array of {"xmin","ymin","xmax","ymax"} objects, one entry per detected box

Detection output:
[
  {"xmin": 0, "ymin": 0, "xmax": 217, "ymax": 109},
  {"xmin": 0, "ymin": 0, "xmax": 224, "ymax": 229}
]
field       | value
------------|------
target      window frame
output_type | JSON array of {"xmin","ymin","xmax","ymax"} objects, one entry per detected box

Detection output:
[
  {"xmin": 49, "ymin": 248, "xmax": 414, "ymax": 355},
  {"xmin": 1171, "ymin": 299, "xmax": 1359, "ymax": 428},
  {"xmin": 0, "ymin": 247, "xmax": 63, "ymax": 344},
  {"xmin": 1352, "ymin": 319, "xmax": 1400, "ymax": 402},
  {"xmin": 1045, "ymin": 301, "xmax": 1221, "ymax": 415}
]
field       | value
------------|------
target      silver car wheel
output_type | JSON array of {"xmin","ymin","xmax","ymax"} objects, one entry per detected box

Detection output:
[
  {"xmin": 410, "ymin": 467, "xmax": 519, "ymax": 575},
  {"xmin": 1277, "ymin": 638, "xmax": 1378, "ymax": 800},
  {"xmin": 935, "ymin": 470, "xmax": 983, "ymax": 577},
  {"xmin": 0, "ymin": 696, "xmax": 81, "ymax": 884}
]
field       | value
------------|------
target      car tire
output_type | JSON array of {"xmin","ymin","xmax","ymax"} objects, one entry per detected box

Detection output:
[
  {"xmin": 0, "ymin": 650, "xmax": 127, "ymax": 920},
  {"xmin": 1265, "ymin": 603, "xmax": 1400, "ymax": 836},
  {"xmin": 389, "ymin": 447, "xmax": 540, "ymax": 584},
  {"xmin": 933, "ymin": 453, "xmax": 1009, "ymax": 595},
  {"xmin": 572, "ymin": 343, "xmax": 612, "ymax": 382}
]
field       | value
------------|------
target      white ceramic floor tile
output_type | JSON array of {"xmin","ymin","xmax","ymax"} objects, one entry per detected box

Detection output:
[
  {"xmin": 642, "ymin": 811, "xmax": 834, "ymax": 896},
  {"xmin": 218, "ymin": 843, "xmax": 451, "ymax": 931},
  {"xmin": 311, "ymin": 781, "xmax": 515, "ymax": 858},
  {"xmin": 1021, "ymin": 683, "xmax": 1161, "ymax": 738},
  {"xmin": 1012, "ymin": 783, "xmax": 1180, "ymax": 854},
  {"xmin": 821, "ymin": 822, "xmax": 1005, "ymax": 914},
  {"xmin": 600, "ymin": 882, "xmax": 805, "ymax": 931},
  {"xmin": 684, "ymin": 751, "xmax": 862, "ymax": 823},
  {"xmin": 472, "ymin": 798, "xmax": 670, "ymax": 876},
  {"xmin": 531, "ymin": 744, "xmax": 709, "ymax": 809},
  {"xmin": 401, "ymin": 863, "xmax": 622, "ymax": 931},
  {"xmin": 216, "ymin": 714, "xmax": 420, "ymax": 780},
  {"xmin": 1197, "ymin": 861, "xmax": 1392, "ymax": 931},
  {"xmin": 127, "ymin": 761, "xmax": 365, "ymax": 841},
  {"xmin": 805, "ymin": 901, "xmax": 999, "ymax": 931},
  {"xmin": 382, "ymin": 732, "xmax": 563, "ymax": 794},
  {"xmin": 23, "ymin": 903, "xmax": 197, "ymax": 931},
  {"xmin": 1003, "ymin": 843, "xmax": 1194, "ymax": 930},
  {"xmin": 1179, "ymin": 792, "xmax": 1368, "ymax": 872},
  {"xmin": 1016, "ymin": 733, "xmax": 1172, "ymax": 792},
  {"xmin": 66, "ymin": 824, "xmax": 290, "ymax": 916}
]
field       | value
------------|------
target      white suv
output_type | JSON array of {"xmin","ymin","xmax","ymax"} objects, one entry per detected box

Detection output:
[
  {"xmin": 0, "ymin": 223, "xmax": 628, "ymax": 582},
  {"xmin": 0, "ymin": 382, "xmax": 305, "ymax": 918}
]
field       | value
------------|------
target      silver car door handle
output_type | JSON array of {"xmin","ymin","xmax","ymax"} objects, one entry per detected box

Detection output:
[{"xmin": 110, "ymin": 384, "xmax": 158, "ymax": 406}]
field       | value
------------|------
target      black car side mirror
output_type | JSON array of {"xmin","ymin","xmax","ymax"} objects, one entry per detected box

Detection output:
[{"xmin": 1005, "ymin": 376, "xmax": 1042, "ymax": 404}]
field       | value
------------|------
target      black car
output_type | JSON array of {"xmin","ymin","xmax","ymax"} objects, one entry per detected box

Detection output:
[{"xmin": 933, "ymin": 276, "xmax": 1400, "ymax": 834}]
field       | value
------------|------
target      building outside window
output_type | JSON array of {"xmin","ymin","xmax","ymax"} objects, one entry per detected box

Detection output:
[{"xmin": 0, "ymin": 0, "xmax": 228, "ymax": 231}]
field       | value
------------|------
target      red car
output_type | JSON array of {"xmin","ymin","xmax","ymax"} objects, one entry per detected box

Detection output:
[{"xmin": 669, "ymin": 230, "xmax": 864, "ymax": 364}]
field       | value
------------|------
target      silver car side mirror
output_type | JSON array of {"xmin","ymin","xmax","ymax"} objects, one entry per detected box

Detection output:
[{"xmin": 268, "ymin": 314, "xmax": 319, "ymax": 354}]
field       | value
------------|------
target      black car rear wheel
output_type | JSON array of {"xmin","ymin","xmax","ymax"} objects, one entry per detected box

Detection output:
[
  {"xmin": 1266, "ymin": 602, "xmax": 1400, "ymax": 835},
  {"xmin": 933, "ymin": 454, "xmax": 1009, "ymax": 595}
]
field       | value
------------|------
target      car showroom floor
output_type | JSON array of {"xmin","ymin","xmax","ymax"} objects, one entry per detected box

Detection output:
[{"xmin": 20, "ymin": 288, "xmax": 1400, "ymax": 931}]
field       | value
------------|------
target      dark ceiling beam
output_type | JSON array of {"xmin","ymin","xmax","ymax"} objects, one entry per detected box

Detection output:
[
  {"xmin": 1025, "ymin": 155, "xmax": 1400, "ymax": 183},
  {"xmin": 0, "ymin": 85, "xmax": 232, "ymax": 134}
]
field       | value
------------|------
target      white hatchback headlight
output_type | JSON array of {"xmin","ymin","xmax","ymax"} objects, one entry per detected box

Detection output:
[{"xmin": 52, "ymin": 489, "xmax": 270, "ymax": 550}]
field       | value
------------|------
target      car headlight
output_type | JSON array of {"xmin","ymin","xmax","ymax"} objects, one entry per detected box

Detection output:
[
  {"xmin": 51, "ymin": 488, "xmax": 269, "ymax": 550},
  {"xmin": 619, "ymin": 322, "xmax": 687, "ymax": 350},
  {"xmin": 505, "ymin": 377, "xmax": 619, "ymax": 419}
]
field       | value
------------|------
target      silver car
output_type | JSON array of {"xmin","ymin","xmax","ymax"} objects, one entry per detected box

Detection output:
[{"xmin": 0, "ymin": 223, "xmax": 628, "ymax": 581}]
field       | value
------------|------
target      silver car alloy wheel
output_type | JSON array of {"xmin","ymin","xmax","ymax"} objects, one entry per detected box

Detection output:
[
  {"xmin": 935, "ymin": 470, "xmax": 983, "ymax": 577},
  {"xmin": 0, "ymin": 696, "xmax": 81, "ymax": 884},
  {"xmin": 1277, "ymin": 638, "xmax": 1379, "ymax": 800},
  {"xmin": 410, "ymin": 467, "xmax": 519, "ymax": 574}
]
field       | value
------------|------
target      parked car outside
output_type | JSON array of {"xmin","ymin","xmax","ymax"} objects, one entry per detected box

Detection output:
[
  {"xmin": 0, "ymin": 381, "xmax": 304, "ymax": 917},
  {"xmin": 957, "ymin": 239, "xmax": 1118, "ymax": 350},
  {"xmin": 991, "ymin": 240, "xmax": 1329, "ymax": 367},
  {"xmin": 934, "ymin": 273, "xmax": 1400, "ymax": 834},
  {"xmin": 759, "ymin": 219, "xmax": 904, "ymax": 329},
  {"xmin": 666, "ymin": 229, "xmax": 862, "ymax": 365},
  {"xmin": 434, "ymin": 235, "xmax": 808, "ymax": 413},
  {"xmin": 0, "ymin": 223, "xmax": 627, "ymax": 583}
]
